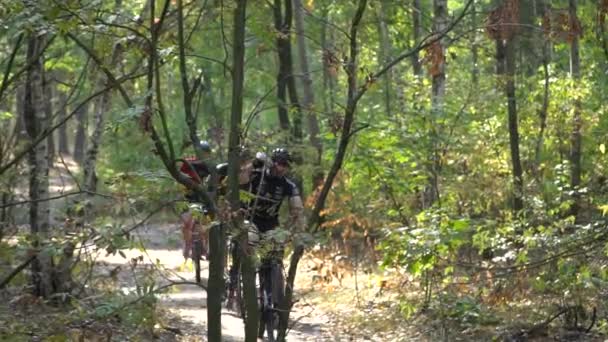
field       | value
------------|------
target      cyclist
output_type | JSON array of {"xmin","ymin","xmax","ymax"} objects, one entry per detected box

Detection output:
[
  {"xmin": 179, "ymin": 140, "xmax": 213, "ymax": 260},
  {"xmin": 227, "ymin": 148, "xmax": 306, "ymax": 302},
  {"xmin": 241, "ymin": 148, "xmax": 305, "ymax": 235}
]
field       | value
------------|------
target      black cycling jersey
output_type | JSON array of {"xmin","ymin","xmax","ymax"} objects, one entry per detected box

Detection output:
[{"xmin": 245, "ymin": 168, "xmax": 299, "ymax": 232}]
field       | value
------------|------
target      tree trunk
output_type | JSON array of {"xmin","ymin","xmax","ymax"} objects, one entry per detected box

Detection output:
[
  {"xmin": 24, "ymin": 34, "xmax": 54, "ymax": 298},
  {"xmin": 376, "ymin": 1, "xmax": 393, "ymax": 117},
  {"xmin": 505, "ymin": 37, "xmax": 524, "ymax": 211},
  {"xmin": 73, "ymin": 102, "xmax": 87, "ymax": 164},
  {"xmin": 426, "ymin": 0, "xmax": 448, "ymax": 208},
  {"xmin": 228, "ymin": 1, "xmax": 257, "ymax": 341},
  {"xmin": 321, "ymin": 5, "xmax": 336, "ymax": 118},
  {"xmin": 83, "ymin": 43, "xmax": 123, "ymax": 194},
  {"xmin": 568, "ymin": 0, "xmax": 582, "ymax": 218},
  {"xmin": 535, "ymin": 1, "xmax": 551, "ymax": 178},
  {"xmin": 274, "ymin": 0, "xmax": 292, "ymax": 133},
  {"xmin": 293, "ymin": 0, "xmax": 323, "ymax": 188},
  {"xmin": 412, "ymin": 0, "xmax": 423, "ymax": 76},
  {"xmin": 471, "ymin": 0, "xmax": 479, "ymax": 86},
  {"xmin": 275, "ymin": 0, "xmax": 304, "ymax": 191}
]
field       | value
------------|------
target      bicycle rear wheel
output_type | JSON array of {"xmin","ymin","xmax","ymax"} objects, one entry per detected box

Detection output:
[{"xmin": 259, "ymin": 263, "xmax": 276, "ymax": 342}]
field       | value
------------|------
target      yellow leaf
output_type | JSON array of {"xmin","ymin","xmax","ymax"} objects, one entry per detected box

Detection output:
[
  {"xmin": 306, "ymin": 0, "xmax": 314, "ymax": 11},
  {"xmin": 600, "ymin": 143, "xmax": 606, "ymax": 154}
]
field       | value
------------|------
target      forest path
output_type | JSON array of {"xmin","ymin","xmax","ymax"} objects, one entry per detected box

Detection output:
[{"xmin": 97, "ymin": 222, "xmax": 334, "ymax": 341}]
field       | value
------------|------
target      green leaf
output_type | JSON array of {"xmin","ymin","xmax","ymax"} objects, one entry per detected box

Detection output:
[
  {"xmin": 452, "ymin": 219, "xmax": 469, "ymax": 232},
  {"xmin": 239, "ymin": 190, "xmax": 256, "ymax": 202},
  {"xmin": 0, "ymin": 111, "xmax": 13, "ymax": 120}
]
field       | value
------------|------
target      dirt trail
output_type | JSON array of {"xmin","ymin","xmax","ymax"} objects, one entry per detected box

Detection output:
[{"xmin": 98, "ymin": 223, "xmax": 333, "ymax": 341}]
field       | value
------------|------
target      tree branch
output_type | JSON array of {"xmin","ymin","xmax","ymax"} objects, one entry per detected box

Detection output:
[
  {"xmin": 0, "ymin": 33, "xmax": 24, "ymax": 104},
  {"xmin": 67, "ymin": 33, "xmax": 133, "ymax": 107}
]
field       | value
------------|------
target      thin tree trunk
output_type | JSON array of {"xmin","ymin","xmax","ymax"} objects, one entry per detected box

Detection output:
[
  {"xmin": 535, "ymin": 34, "xmax": 550, "ymax": 174},
  {"xmin": 321, "ymin": 5, "xmax": 336, "ymax": 118},
  {"xmin": 83, "ymin": 0, "xmax": 145, "ymax": 190},
  {"xmin": 376, "ymin": 1, "xmax": 393, "ymax": 117},
  {"xmin": 412, "ymin": 0, "xmax": 423, "ymax": 76},
  {"xmin": 228, "ymin": 1, "xmax": 257, "ymax": 341},
  {"xmin": 276, "ymin": 0, "xmax": 304, "ymax": 193},
  {"xmin": 24, "ymin": 34, "xmax": 54, "ymax": 298},
  {"xmin": 471, "ymin": 0, "xmax": 479, "ymax": 86},
  {"xmin": 274, "ymin": 0, "xmax": 292, "ymax": 132},
  {"xmin": 83, "ymin": 43, "xmax": 123, "ymax": 194},
  {"xmin": 293, "ymin": 0, "xmax": 323, "ymax": 188},
  {"xmin": 506, "ymin": 37, "xmax": 524, "ymax": 211},
  {"xmin": 427, "ymin": 0, "xmax": 447, "ymax": 207},
  {"xmin": 569, "ymin": 0, "xmax": 582, "ymax": 217}
]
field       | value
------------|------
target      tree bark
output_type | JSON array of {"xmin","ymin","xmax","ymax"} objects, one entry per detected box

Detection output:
[
  {"xmin": 24, "ymin": 34, "xmax": 54, "ymax": 298},
  {"xmin": 293, "ymin": 0, "xmax": 323, "ymax": 188}
]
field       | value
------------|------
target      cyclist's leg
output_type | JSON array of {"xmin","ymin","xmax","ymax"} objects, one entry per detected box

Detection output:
[{"xmin": 180, "ymin": 210, "xmax": 194, "ymax": 259}]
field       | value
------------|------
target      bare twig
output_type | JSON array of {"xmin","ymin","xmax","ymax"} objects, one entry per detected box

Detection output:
[{"xmin": 0, "ymin": 254, "xmax": 36, "ymax": 289}]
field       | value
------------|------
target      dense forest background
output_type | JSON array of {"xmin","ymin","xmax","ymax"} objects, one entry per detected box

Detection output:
[{"xmin": 1, "ymin": 0, "xmax": 608, "ymax": 340}]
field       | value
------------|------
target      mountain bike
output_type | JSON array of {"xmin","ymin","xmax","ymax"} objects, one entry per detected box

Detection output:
[{"xmin": 257, "ymin": 236, "xmax": 285, "ymax": 342}]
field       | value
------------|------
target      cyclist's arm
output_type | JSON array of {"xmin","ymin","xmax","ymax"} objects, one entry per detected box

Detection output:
[
  {"xmin": 285, "ymin": 179, "xmax": 306, "ymax": 232},
  {"xmin": 288, "ymin": 195, "xmax": 306, "ymax": 232}
]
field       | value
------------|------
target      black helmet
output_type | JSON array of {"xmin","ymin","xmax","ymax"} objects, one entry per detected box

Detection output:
[
  {"xmin": 271, "ymin": 148, "xmax": 291, "ymax": 165},
  {"xmin": 198, "ymin": 140, "xmax": 211, "ymax": 152}
]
